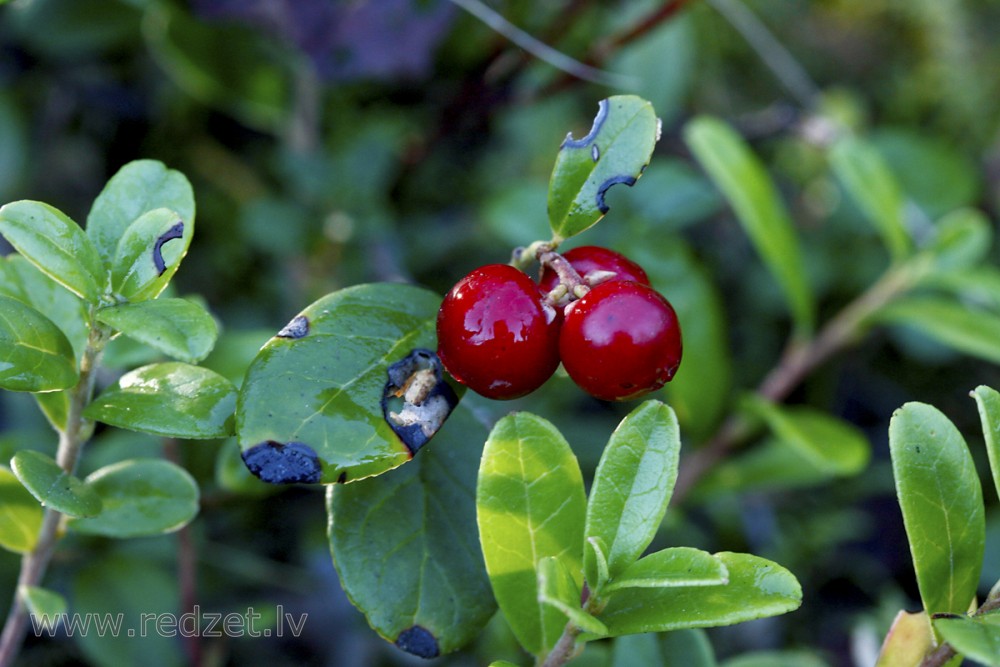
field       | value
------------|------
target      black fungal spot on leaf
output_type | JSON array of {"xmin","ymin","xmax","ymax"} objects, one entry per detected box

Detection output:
[
  {"xmin": 395, "ymin": 625, "xmax": 439, "ymax": 659},
  {"xmin": 153, "ymin": 221, "xmax": 185, "ymax": 275},
  {"xmin": 595, "ymin": 174, "xmax": 638, "ymax": 214},
  {"xmin": 242, "ymin": 440, "xmax": 322, "ymax": 484},
  {"xmin": 277, "ymin": 315, "xmax": 310, "ymax": 339},
  {"xmin": 562, "ymin": 98, "xmax": 609, "ymax": 149},
  {"xmin": 382, "ymin": 348, "xmax": 458, "ymax": 455}
]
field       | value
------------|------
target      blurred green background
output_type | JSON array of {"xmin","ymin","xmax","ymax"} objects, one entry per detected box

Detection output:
[{"xmin": 1, "ymin": 0, "xmax": 1000, "ymax": 665}]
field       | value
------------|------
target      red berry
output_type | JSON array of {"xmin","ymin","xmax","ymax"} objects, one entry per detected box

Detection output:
[
  {"xmin": 538, "ymin": 246, "xmax": 650, "ymax": 294},
  {"xmin": 437, "ymin": 264, "xmax": 560, "ymax": 400},
  {"xmin": 559, "ymin": 280, "xmax": 682, "ymax": 401}
]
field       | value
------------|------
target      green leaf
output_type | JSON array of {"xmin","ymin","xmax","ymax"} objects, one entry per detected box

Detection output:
[
  {"xmin": 875, "ymin": 610, "xmax": 934, "ymax": 667},
  {"xmin": 96, "ymin": 298, "xmax": 218, "ymax": 363},
  {"xmin": 237, "ymin": 283, "xmax": 454, "ymax": 484},
  {"xmin": 0, "ymin": 465, "xmax": 43, "ymax": 554},
  {"xmin": 0, "ymin": 254, "xmax": 88, "ymax": 361},
  {"xmin": 548, "ymin": 95, "xmax": 659, "ymax": 240},
  {"xmin": 584, "ymin": 401, "xmax": 681, "ymax": 589},
  {"xmin": 327, "ymin": 406, "xmax": 495, "ymax": 658},
  {"xmin": 0, "ymin": 200, "xmax": 106, "ymax": 302},
  {"xmin": 923, "ymin": 208, "xmax": 992, "ymax": 271},
  {"xmin": 742, "ymin": 398, "xmax": 871, "ymax": 477},
  {"xmin": 972, "ymin": 385, "xmax": 1000, "ymax": 503},
  {"xmin": 110, "ymin": 208, "xmax": 192, "ymax": 301},
  {"xmin": 68, "ymin": 459, "xmax": 199, "ymax": 537},
  {"xmin": 537, "ymin": 556, "xmax": 608, "ymax": 636},
  {"xmin": 603, "ymin": 547, "xmax": 729, "ymax": 594},
  {"xmin": 84, "ymin": 362, "xmax": 236, "ymax": 439},
  {"xmin": 20, "ymin": 586, "xmax": 67, "ymax": 620},
  {"xmin": 875, "ymin": 297, "xmax": 1000, "ymax": 364},
  {"xmin": 10, "ymin": 450, "xmax": 102, "ymax": 518},
  {"xmin": 661, "ymin": 629, "xmax": 717, "ymax": 667},
  {"xmin": 86, "ymin": 159, "xmax": 195, "ymax": 268},
  {"xmin": 477, "ymin": 412, "xmax": 587, "ymax": 656},
  {"xmin": 0, "ymin": 294, "xmax": 78, "ymax": 392},
  {"xmin": 889, "ymin": 402, "xmax": 985, "ymax": 614},
  {"xmin": 829, "ymin": 136, "xmax": 910, "ymax": 260},
  {"xmin": 917, "ymin": 265, "xmax": 1000, "ymax": 312},
  {"xmin": 684, "ymin": 116, "xmax": 814, "ymax": 335},
  {"xmin": 933, "ymin": 613, "xmax": 1000, "ymax": 666},
  {"xmin": 33, "ymin": 390, "xmax": 71, "ymax": 432},
  {"xmin": 594, "ymin": 552, "xmax": 801, "ymax": 637},
  {"xmin": 721, "ymin": 651, "xmax": 830, "ymax": 667},
  {"xmin": 611, "ymin": 633, "xmax": 664, "ymax": 667}
]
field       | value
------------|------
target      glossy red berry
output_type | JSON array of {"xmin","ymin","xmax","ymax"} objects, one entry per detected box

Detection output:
[
  {"xmin": 437, "ymin": 264, "xmax": 560, "ymax": 400},
  {"xmin": 559, "ymin": 280, "xmax": 682, "ymax": 402},
  {"xmin": 538, "ymin": 245, "xmax": 650, "ymax": 294}
]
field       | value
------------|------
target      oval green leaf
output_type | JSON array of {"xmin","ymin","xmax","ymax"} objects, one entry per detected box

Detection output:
[
  {"xmin": 721, "ymin": 651, "xmax": 830, "ymax": 667},
  {"xmin": 86, "ymin": 159, "xmax": 195, "ymax": 268},
  {"xmin": 889, "ymin": 402, "xmax": 985, "ymax": 614},
  {"xmin": 111, "ymin": 208, "xmax": 191, "ymax": 301},
  {"xmin": 20, "ymin": 585, "xmax": 67, "ymax": 621},
  {"xmin": 972, "ymin": 385, "xmax": 1000, "ymax": 503},
  {"xmin": 684, "ymin": 116, "xmax": 814, "ymax": 335},
  {"xmin": 603, "ymin": 547, "xmax": 729, "ymax": 594},
  {"xmin": 11, "ymin": 450, "xmax": 102, "ymax": 518},
  {"xmin": 933, "ymin": 613, "xmax": 1000, "ymax": 666},
  {"xmin": 548, "ymin": 95, "xmax": 659, "ymax": 240},
  {"xmin": 585, "ymin": 401, "xmax": 681, "ymax": 590},
  {"xmin": 477, "ymin": 412, "xmax": 587, "ymax": 656},
  {"xmin": 595, "ymin": 552, "xmax": 802, "ymax": 637},
  {"xmin": 0, "ymin": 200, "xmax": 106, "ymax": 302},
  {"xmin": 660, "ymin": 629, "xmax": 717, "ymax": 667},
  {"xmin": 538, "ymin": 556, "xmax": 608, "ymax": 637},
  {"xmin": 610, "ymin": 633, "xmax": 665, "ymax": 667},
  {"xmin": 68, "ymin": 459, "xmax": 199, "ymax": 537},
  {"xmin": 923, "ymin": 208, "xmax": 992, "ymax": 271},
  {"xmin": 96, "ymin": 297, "xmax": 218, "ymax": 363},
  {"xmin": 0, "ymin": 294, "xmax": 78, "ymax": 392},
  {"xmin": 84, "ymin": 362, "xmax": 236, "ymax": 439},
  {"xmin": 875, "ymin": 610, "xmax": 934, "ymax": 667},
  {"xmin": 0, "ymin": 465, "xmax": 42, "ymax": 554},
  {"xmin": 327, "ymin": 406, "xmax": 495, "ymax": 658},
  {"xmin": 237, "ymin": 283, "xmax": 451, "ymax": 485},
  {"xmin": 742, "ymin": 397, "xmax": 871, "ymax": 477},
  {"xmin": 829, "ymin": 135, "xmax": 911, "ymax": 260},
  {"xmin": 875, "ymin": 297, "xmax": 1000, "ymax": 364}
]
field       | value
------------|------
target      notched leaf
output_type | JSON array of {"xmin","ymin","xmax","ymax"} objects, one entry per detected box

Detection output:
[
  {"xmin": 381, "ymin": 348, "xmax": 458, "ymax": 455},
  {"xmin": 241, "ymin": 440, "xmax": 322, "ymax": 485},
  {"xmin": 276, "ymin": 315, "xmax": 309, "ymax": 339},
  {"xmin": 562, "ymin": 98, "xmax": 610, "ymax": 150},
  {"xmin": 394, "ymin": 625, "xmax": 440, "ymax": 659},
  {"xmin": 152, "ymin": 221, "xmax": 184, "ymax": 276}
]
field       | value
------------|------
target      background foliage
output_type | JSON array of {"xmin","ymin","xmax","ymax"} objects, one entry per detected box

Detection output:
[{"xmin": 1, "ymin": 0, "xmax": 1000, "ymax": 665}]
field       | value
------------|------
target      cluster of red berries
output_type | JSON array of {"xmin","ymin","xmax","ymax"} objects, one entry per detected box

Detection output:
[{"xmin": 436, "ymin": 246, "xmax": 682, "ymax": 401}]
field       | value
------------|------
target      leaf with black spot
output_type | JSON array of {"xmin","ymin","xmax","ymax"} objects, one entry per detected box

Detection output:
[
  {"xmin": 111, "ymin": 208, "xmax": 192, "ymax": 301},
  {"xmin": 236, "ymin": 283, "xmax": 458, "ymax": 485},
  {"xmin": 547, "ymin": 95, "xmax": 660, "ymax": 241}
]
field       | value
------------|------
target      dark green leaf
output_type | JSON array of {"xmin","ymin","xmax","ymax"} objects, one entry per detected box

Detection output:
[
  {"xmin": 933, "ymin": 613, "xmax": 1000, "ymax": 666},
  {"xmin": 10, "ymin": 450, "xmax": 102, "ymax": 518},
  {"xmin": 972, "ymin": 385, "xmax": 1000, "ymax": 503},
  {"xmin": 0, "ymin": 200, "xmax": 106, "ymax": 302},
  {"xmin": 0, "ymin": 465, "xmax": 42, "ymax": 554},
  {"xmin": 889, "ymin": 402, "xmax": 985, "ymax": 614},
  {"xmin": 0, "ymin": 294, "xmax": 78, "ymax": 392},
  {"xmin": 327, "ymin": 406, "xmax": 495, "ymax": 658},
  {"xmin": 584, "ymin": 401, "xmax": 681, "ymax": 589},
  {"xmin": 0, "ymin": 254, "xmax": 88, "ymax": 361},
  {"xmin": 548, "ymin": 95, "xmax": 659, "ymax": 240},
  {"xmin": 875, "ymin": 297, "xmax": 1000, "ymax": 364},
  {"xmin": 611, "ymin": 633, "xmax": 664, "ymax": 667},
  {"xmin": 73, "ymin": 554, "xmax": 184, "ymax": 667},
  {"xmin": 537, "ymin": 556, "xmax": 607, "ymax": 636},
  {"xmin": 923, "ymin": 208, "xmax": 992, "ymax": 271},
  {"xmin": 477, "ymin": 412, "xmax": 587, "ymax": 656},
  {"xmin": 96, "ymin": 298, "xmax": 218, "ymax": 363},
  {"xmin": 68, "ymin": 459, "xmax": 199, "ymax": 537},
  {"xmin": 110, "ymin": 208, "xmax": 191, "ymax": 301},
  {"xmin": 237, "ymin": 283, "xmax": 451, "ymax": 484},
  {"xmin": 742, "ymin": 397, "xmax": 871, "ymax": 477},
  {"xmin": 86, "ymin": 159, "xmax": 195, "ymax": 268},
  {"xmin": 829, "ymin": 135, "xmax": 911, "ymax": 260},
  {"xmin": 594, "ymin": 552, "xmax": 801, "ymax": 637},
  {"xmin": 84, "ymin": 362, "xmax": 236, "ymax": 439},
  {"xmin": 661, "ymin": 629, "xmax": 717, "ymax": 667},
  {"xmin": 721, "ymin": 651, "xmax": 830, "ymax": 667},
  {"xmin": 684, "ymin": 116, "xmax": 814, "ymax": 335},
  {"xmin": 603, "ymin": 547, "xmax": 729, "ymax": 594},
  {"xmin": 875, "ymin": 610, "xmax": 933, "ymax": 667}
]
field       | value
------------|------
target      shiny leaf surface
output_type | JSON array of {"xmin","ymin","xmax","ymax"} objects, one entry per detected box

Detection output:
[
  {"xmin": 11, "ymin": 450, "xmax": 101, "ymax": 518},
  {"xmin": 0, "ymin": 294, "xmax": 78, "ymax": 392},
  {"xmin": 96, "ymin": 297, "xmax": 218, "ymax": 363}
]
